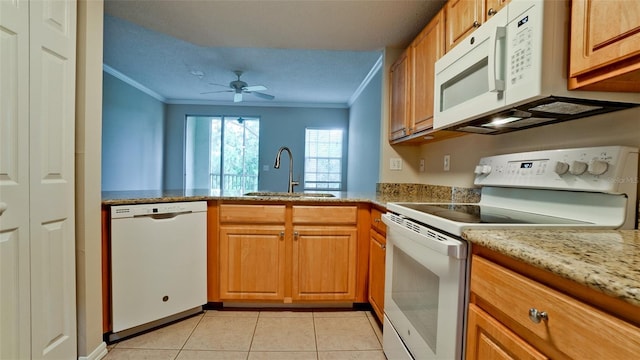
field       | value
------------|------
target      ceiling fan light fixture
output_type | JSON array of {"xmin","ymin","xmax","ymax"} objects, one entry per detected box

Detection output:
[{"xmin": 201, "ymin": 70, "xmax": 274, "ymax": 103}]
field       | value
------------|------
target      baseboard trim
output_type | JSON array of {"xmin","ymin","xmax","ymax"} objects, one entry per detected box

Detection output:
[{"xmin": 78, "ymin": 341, "xmax": 108, "ymax": 360}]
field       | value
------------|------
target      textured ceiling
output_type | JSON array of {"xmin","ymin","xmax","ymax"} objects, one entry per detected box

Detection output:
[{"xmin": 103, "ymin": 0, "xmax": 446, "ymax": 106}]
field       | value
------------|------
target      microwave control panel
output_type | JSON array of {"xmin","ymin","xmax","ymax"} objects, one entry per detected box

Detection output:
[{"xmin": 510, "ymin": 25, "xmax": 533, "ymax": 86}]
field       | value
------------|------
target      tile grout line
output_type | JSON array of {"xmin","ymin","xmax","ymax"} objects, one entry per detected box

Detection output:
[
  {"xmin": 246, "ymin": 311, "xmax": 261, "ymax": 360},
  {"xmin": 173, "ymin": 312, "xmax": 207, "ymax": 360}
]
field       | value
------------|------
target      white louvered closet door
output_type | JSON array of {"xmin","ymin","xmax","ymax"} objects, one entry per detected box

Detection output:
[
  {"xmin": 0, "ymin": 0, "xmax": 31, "ymax": 358},
  {"xmin": 0, "ymin": 0, "xmax": 77, "ymax": 359}
]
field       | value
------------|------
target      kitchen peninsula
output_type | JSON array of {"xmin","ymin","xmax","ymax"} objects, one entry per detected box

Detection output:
[{"xmin": 102, "ymin": 186, "xmax": 640, "ymax": 357}]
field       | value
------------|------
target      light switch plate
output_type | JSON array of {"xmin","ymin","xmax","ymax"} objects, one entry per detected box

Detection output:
[
  {"xmin": 419, "ymin": 159, "xmax": 425, "ymax": 172},
  {"xmin": 390, "ymin": 158, "xmax": 403, "ymax": 171},
  {"xmin": 444, "ymin": 155, "xmax": 451, "ymax": 171}
]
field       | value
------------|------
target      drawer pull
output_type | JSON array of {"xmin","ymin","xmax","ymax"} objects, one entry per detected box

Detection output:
[{"xmin": 528, "ymin": 308, "xmax": 548, "ymax": 323}]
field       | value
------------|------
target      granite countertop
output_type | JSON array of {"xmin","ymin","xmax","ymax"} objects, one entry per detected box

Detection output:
[
  {"xmin": 462, "ymin": 229, "xmax": 640, "ymax": 308},
  {"xmin": 101, "ymin": 189, "xmax": 384, "ymax": 206}
]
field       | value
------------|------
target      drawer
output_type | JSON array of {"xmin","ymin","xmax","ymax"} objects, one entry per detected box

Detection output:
[
  {"xmin": 371, "ymin": 207, "xmax": 386, "ymax": 234},
  {"xmin": 470, "ymin": 256, "xmax": 640, "ymax": 359},
  {"xmin": 219, "ymin": 204, "xmax": 286, "ymax": 224},
  {"xmin": 292, "ymin": 205, "xmax": 357, "ymax": 225}
]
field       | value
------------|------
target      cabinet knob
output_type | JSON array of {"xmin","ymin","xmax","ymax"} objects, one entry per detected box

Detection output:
[
  {"xmin": 487, "ymin": 8, "xmax": 497, "ymax": 16},
  {"xmin": 374, "ymin": 218, "xmax": 381, "ymax": 223},
  {"xmin": 472, "ymin": 20, "xmax": 481, "ymax": 28},
  {"xmin": 380, "ymin": 244, "xmax": 386, "ymax": 250},
  {"xmin": 294, "ymin": 231, "xmax": 299, "ymax": 240},
  {"xmin": 528, "ymin": 308, "xmax": 548, "ymax": 323},
  {"xmin": 279, "ymin": 231, "xmax": 285, "ymax": 240}
]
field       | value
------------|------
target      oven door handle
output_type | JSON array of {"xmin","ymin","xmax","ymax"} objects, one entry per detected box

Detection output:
[{"xmin": 382, "ymin": 214, "xmax": 467, "ymax": 259}]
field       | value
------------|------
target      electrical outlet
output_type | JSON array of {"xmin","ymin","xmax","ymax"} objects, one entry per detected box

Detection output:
[
  {"xmin": 390, "ymin": 158, "xmax": 403, "ymax": 171},
  {"xmin": 444, "ymin": 155, "xmax": 451, "ymax": 171},
  {"xmin": 419, "ymin": 159, "xmax": 425, "ymax": 172}
]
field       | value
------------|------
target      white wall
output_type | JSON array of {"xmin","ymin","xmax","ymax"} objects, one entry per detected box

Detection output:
[
  {"xmin": 379, "ymin": 105, "xmax": 640, "ymax": 189},
  {"xmin": 347, "ymin": 65, "xmax": 382, "ymax": 193},
  {"xmin": 76, "ymin": 0, "xmax": 106, "ymax": 358}
]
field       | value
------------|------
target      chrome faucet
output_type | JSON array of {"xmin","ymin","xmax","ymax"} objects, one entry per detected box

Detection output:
[{"xmin": 274, "ymin": 146, "xmax": 299, "ymax": 193}]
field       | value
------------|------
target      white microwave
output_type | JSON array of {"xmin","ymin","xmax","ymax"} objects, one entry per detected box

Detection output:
[{"xmin": 433, "ymin": 0, "xmax": 639, "ymax": 134}]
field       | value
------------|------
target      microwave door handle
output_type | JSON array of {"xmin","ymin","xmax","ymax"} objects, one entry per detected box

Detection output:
[{"xmin": 488, "ymin": 25, "xmax": 506, "ymax": 92}]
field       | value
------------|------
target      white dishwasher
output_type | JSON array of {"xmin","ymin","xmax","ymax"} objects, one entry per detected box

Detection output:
[{"xmin": 109, "ymin": 201, "xmax": 207, "ymax": 341}]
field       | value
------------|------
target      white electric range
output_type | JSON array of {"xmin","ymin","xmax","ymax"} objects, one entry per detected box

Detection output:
[{"xmin": 382, "ymin": 146, "xmax": 639, "ymax": 360}]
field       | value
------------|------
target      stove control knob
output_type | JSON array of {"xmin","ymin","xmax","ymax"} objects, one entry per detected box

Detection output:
[
  {"xmin": 569, "ymin": 161, "xmax": 588, "ymax": 175},
  {"xmin": 554, "ymin": 161, "xmax": 569, "ymax": 175},
  {"xmin": 588, "ymin": 160, "xmax": 608, "ymax": 175},
  {"xmin": 481, "ymin": 165, "xmax": 492, "ymax": 175},
  {"xmin": 474, "ymin": 165, "xmax": 484, "ymax": 175}
]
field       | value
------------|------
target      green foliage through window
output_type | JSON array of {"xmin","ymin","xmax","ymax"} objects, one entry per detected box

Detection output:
[{"xmin": 185, "ymin": 116, "xmax": 259, "ymax": 194}]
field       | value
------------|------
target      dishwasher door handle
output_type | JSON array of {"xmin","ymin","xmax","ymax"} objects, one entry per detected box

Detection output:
[{"xmin": 133, "ymin": 211, "xmax": 193, "ymax": 220}]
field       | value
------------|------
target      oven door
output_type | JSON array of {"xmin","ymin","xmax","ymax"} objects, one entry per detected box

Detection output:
[{"xmin": 382, "ymin": 214, "xmax": 468, "ymax": 360}]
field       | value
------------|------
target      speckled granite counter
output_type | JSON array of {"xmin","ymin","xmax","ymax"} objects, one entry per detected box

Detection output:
[
  {"xmin": 102, "ymin": 184, "xmax": 481, "ymax": 207},
  {"xmin": 462, "ymin": 229, "xmax": 640, "ymax": 308},
  {"xmin": 101, "ymin": 189, "xmax": 382, "ymax": 206}
]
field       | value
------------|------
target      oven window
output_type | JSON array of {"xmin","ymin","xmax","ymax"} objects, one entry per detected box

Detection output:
[{"xmin": 392, "ymin": 247, "xmax": 439, "ymax": 352}]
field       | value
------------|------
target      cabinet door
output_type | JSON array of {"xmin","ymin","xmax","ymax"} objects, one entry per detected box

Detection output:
[
  {"xmin": 292, "ymin": 227, "xmax": 358, "ymax": 301},
  {"xmin": 219, "ymin": 226, "xmax": 286, "ymax": 300},
  {"xmin": 482, "ymin": 0, "xmax": 509, "ymax": 22},
  {"xmin": 410, "ymin": 10, "xmax": 445, "ymax": 134},
  {"xmin": 389, "ymin": 49, "xmax": 410, "ymax": 141},
  {"xmin": 368, "ymin": 230, "xmax": 386, "ymax": 321},
  {"xmin": 466, "ymin": 304, "xmax": 548, "ymax": 360},
  {"xmin": 570, "ymin": 0, "xmax": 640, "ymax": 76},
  {"xmin": 569, "ymin": 0, "xmax": 640, "ymax": 90},
  {"xmin": 446, "ymin": 0, "xmax": 482, "ymax": 52}
]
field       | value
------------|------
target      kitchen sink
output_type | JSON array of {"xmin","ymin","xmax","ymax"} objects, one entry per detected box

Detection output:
[{"xmin": 244, "ymin": 191, "xmax": 336, "ymax": 198}]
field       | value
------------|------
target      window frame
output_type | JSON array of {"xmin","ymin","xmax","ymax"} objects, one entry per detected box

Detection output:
[{"xmin": 303, "ymin": 127, "xmax": 345, "ymax": 191}]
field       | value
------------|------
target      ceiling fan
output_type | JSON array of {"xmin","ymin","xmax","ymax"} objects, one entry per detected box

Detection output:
[{"xmin": 201, "ymin": 70, "xmax": 275, "ymax": 103}]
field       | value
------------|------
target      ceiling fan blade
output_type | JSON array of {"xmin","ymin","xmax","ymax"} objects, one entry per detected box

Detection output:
[
  {"xmin": 234, "ymin": 92, "xmax": 243, "ymax": 103},
  {"xmin": 244, "ymin": 85, "xmax": 267, "ymax": 92},
  {"xmin": 208, "ymin": 82, "xmax": 229, "ymax": 88},
  {"xmin": 200, "ymin": 90, "xmax": 233, "ymax": 94},
  {"xmin": 251, "ymin": 91, "xmax": 275, "ymax": 100}
]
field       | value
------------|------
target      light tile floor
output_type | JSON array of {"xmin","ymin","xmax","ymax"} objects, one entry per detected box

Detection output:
[{"xmin": 105, "ymin": 310, "xmax": 386, "ymax": 360}]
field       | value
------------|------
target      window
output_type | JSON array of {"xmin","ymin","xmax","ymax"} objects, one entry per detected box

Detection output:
[
  {"xmin": 304, "ymin": 128, "xmax": 343, "ymax": 190},
  {"xmin": 185, "ymin": 116, "xmax": 259, "ymax": 194}
]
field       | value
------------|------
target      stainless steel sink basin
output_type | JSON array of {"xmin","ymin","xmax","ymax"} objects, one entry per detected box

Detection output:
[{"xmin": 244, "ymin": 191, "xmax": 336, "ymax": 198}]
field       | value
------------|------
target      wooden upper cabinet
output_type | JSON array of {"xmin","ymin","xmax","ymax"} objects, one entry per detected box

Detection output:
[
  {"xmin": 569, "ymin": 0, "xmax": 640, "ymax": 91},
  {"xmin": 482, "ymin": 0, "xmax": 509, "ymax": 22},
  {"xmin": 446, "ymin": 0, "xmax": 483, "ymax": 52},
  {"xmin": 389, "ymin": 49, "xmax": 411, "ymax": 141},
  {"xmin": 410, "ymin": 9, "xmax": 445, "ymax": 134}
]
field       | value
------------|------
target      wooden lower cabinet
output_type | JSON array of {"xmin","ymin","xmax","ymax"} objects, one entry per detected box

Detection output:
[
  {"xmin": 368, "ymin": 229, "xmax": 386, "ymax": 321},
  {"xmin": 292, "ymin": 227, "xmax": 358, "ymax": 301},
  {"xmin": 466, "ymin": 304, "xmax": 548, "ymax": 360},
  {"xmin": 468, "ymin": 254, "xmax": 640, "ymax": 359},
  {"xmin": 218, "ymin": 225, "xmax": 286, "ymax": 301},
  {"xmin": 218, "ymin": 203, "xmax": 362, "ymax": 303}
]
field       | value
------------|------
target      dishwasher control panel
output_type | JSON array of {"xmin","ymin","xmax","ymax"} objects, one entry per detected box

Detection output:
[{"xmin": 111, "ymin": 201, "xmax": 207, "ymax": 218}]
